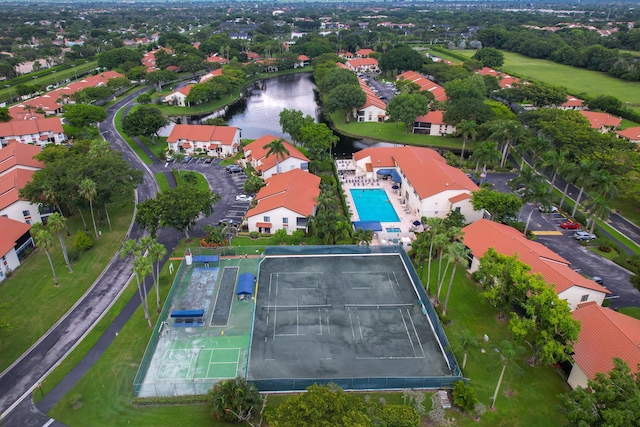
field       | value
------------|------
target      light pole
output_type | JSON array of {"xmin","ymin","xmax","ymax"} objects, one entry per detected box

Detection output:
[{"xmin": 4, "ymin": 85, "xmax": 13, "ymax": 104}]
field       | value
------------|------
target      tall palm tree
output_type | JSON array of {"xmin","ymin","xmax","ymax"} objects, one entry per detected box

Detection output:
[
  {"xmin": 590, "ymin": 169, "xmax": 618, "ymax": 201},
  {"xmin": 558, "ymin": 162, "xmax": 578, "ymax": 211},
  {"xmin": 488, "ymin": 120, "xmax": 525, "ymax": 168},
  {"xmin": 584, "ymin": 195, "xmax": 611, "ymax": 237},
  {"xmin": 263, "ymin": 138, "xmax": 290, "ymax": 174},
  {"xmin": 207, "ymin": 376, "xmax": 261, "ymax": 423},
  {"xmin": 79, "ymin": 178, "xmax": 99, "ymax": 238},
  {"xmin": 31, "ymin": 223, "xmax": 58, "ymax": 286},
  {"xmin": 522, "ymin": 181, "xmax": 552, "ymax": 234},
  {"xmin": 508, "ymin": 164, "xmax": 545, "ymax": 193},
  {"xmin": 353, "ymin": 228, "xmax": 373, "ymax": 246},
  {"xmin": 571, "ymin": 159, "xmax": 601, "ymax": 219},
  {"xmin": 454, "ymin": 119, "xmax": 477, "ymax": 167},
  {"xmin": 449, "ymin": 329, "xmax": 481, "ymax": 370},
  {"xmin": 47, "ymin": 212, "xmax": 73, "ymax": 273},
  {"xmin": 132, "ymin": 256, "xmax": 153, "ymax": 328},
  {"xmin": 141, "ymin": 236, "xmax": 167, "ymax": 311},
  {"xmin": 423, "ymin": 217, "xmax": 445, "ymax": 292},
  {"xmin": 442, "ymin": 242, "xmax": 470, "ymax": 316},
  {"xmin": 526, "ymin": 136, "xmax": 551, "ymax": 165},
  {"xmin": 538, "ymin": 149, "xmax": 569, "ymax": 194},
  {"xmin": 491, "ymin": 340, "xmax": 525, "ymax": 409},
  {"xmin": 471, "ymin": 141, "xmax": 501, "ymax": 173}
]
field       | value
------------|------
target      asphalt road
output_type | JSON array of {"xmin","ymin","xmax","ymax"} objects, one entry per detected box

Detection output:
[{"xmin": 487, "ymin": 172, "xmax": 640, "ymax": 309}]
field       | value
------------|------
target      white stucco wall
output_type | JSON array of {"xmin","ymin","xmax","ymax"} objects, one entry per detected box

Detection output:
[
  {"xmin": 357, "ymin": 105, "xmax": 386, "ymax": 122},
  {"xmin": 558, "ymin": 286, "xmax": 606, "ymax": 311},
  {"xmin": 261, "ymin": 157, "xmax": 308, "ymax": 179},
  {"xmin": 247, "ymin": 206, "xmax": 306, "ymax": 235},
  {"xmin": 567, "ymin": 363, "xmax": 589, "ymax": 390},
  {"xmin": 0, "ymin": 247, "xmax": 21, "ymax": 282},
  {"xmin": 0, "ymin": 199, "xmax": 47, "ymax": 224}
]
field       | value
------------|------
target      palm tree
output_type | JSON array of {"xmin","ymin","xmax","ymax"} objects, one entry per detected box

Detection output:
[
  {"xmin": 353, "ymin": 228, "xmax": 373, "ymax": 246},
  {"xmin": 508, "ymin": 164, "xmax": 545, "ymax": 194},
  {"xmin": 571, "ymin": 159, "xmax": 601, "ymax": 219},
  {"xmin": 590, "ymin": 169, "xmax": 618, "ymax": 201},
  {"xmin": 141, "ymin": 236, "xmax": 167, "ymax": 312},
  {"xmin": 558, "ymin": 162, "xmax": 578, "ymax": 211},
  {"xmin": 491, "ymin": 340, "xmax": 525, "ymax": 409},
  {"xmin": 173, "ymin": 152, "xmax": 185, "ymax": 175},
  {"xmin": 207, "ymin": 376, "xmax": 261, "ymax": 423},
  {"xmin": 526, "ymin": 136, "xmax": 551, "ymax": 165},
  {"xmin": 454, "ymin": 119, "xmax": 477, "ymax": 167},
  {"xmin": 471, "ymin": 141, "xmax": 501, "ymax": 173},
  {"xmin": 442, "ymin": 242, "xmax": 470, "ymax": 316},
  {"xmin": 449, "ymin": 329, "xmax": 481, "ymax": 370},
  {"xmin": 538, "ymin": 149, "xmax": 569, "ymax": 194},
  {"xmin": 47, "ymin": 212, "xmax": 73, "ymax": 273},
  {"xmin": 488, "ymin": 120, "xmax": 525, "ymax": 168},
  {"xmin": 423, "ymin": 217, "xmax": 445, "ymax": 292},
  {"xmin": 79, "ymin": 178, "xmax": 99, "ymax": 238},
  {"xmin": 521, "ymin": 181, "xmax": 552, "ymax": 234},
  {"xmin": 584, "ymin": 195, "xmax": 611, "ymax": 237},
  {"xmin": 263, "ymin": 138, "xmax": 290, "ymax": 174},
  {"xmin": 31, "ymin": 223, "xmax": 58, "ymax": 286},
  {"xmin": 132, "ymin": 256, "xmax": 153, "ymax": 328}
]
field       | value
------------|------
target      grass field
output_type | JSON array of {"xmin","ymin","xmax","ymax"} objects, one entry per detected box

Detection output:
[
  {"xmin": 454, "ymin": 49, "xmax": 640, "ymax": 111},
  {"xmin": 173, "ymin": 170, "xmax": 209, "ymax": 192},
  {"xmin": 114, "ymin": 107, "xmax": 153, "ymax": 165},
  {"xmin": 154, "ymin": 173, "xmax": 170, "ymax": 192},
  {"xmin": 618, "ymin": 306, "xmax": 640, "ymax": 319},
  {"xmin": 0, "ymin": 198, "xmax": 134, "ymax": 372}
]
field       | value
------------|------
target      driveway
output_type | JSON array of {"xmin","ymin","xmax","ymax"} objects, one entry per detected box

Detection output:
[{"xmin": 486, "ymin": 173, "xmax": 640, "ymax": 309}]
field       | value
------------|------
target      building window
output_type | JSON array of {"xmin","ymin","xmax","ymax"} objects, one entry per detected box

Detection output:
[
  {"xmin": 283, "ymin": 218, "xmax": 288, "ymax": 225},
  {"xmin": 263, "ymin": 216, "xmax": 270, "ymax": 222},
  {"xmin": 580, "ymin": 294, "xmax": 589, "ymax": 302},
  {"xmin": 22, "ymin": 210, "xmax": 30, "ymax": 217},
  {"xmin": 455, "ymin": 207, "xmax": 461, "ymax": 212}
]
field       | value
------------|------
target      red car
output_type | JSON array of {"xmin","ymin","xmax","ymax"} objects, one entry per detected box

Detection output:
[{"xmin": 560, "ymin": 221, "xmax": 581, "ymax": 230}]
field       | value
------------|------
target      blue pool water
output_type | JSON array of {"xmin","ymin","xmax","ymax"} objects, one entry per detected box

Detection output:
[{"xmin": 350, "ymin": 189, "xmax": 400, "ymax": 222}]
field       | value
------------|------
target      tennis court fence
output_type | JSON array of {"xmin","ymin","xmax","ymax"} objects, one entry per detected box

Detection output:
[{"xmin": 252, "ymin": 376, "xmax": 462, "ymax": 392}]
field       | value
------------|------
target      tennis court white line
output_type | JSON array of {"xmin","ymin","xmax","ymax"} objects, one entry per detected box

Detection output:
[
  {"xmin": 356, "ymin": 356, "xmax": 426, "ymax": 360},
  {"xmin": 357, "ymin": 312, "xmax": 364, "ymax": 340},
  {"xmin": 408, "ymin": 311, "xmax": 426, "ymax": 357},
  {"xmin": 400, "ymin": 309, "xmax": 417, "ymax": 357},
  {"xmin": 348, "ymin": 311, "xmax": 356, "ymax": 342}
]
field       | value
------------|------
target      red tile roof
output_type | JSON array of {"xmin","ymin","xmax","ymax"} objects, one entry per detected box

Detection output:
[
  {"xmin": 167, "ymin": 124, "xmax": 239, "ymax": 146},
  {"xmin": 396, "ymin": 70, "xmax": 447, "ymax": 101},
  {"xmin": 243, "ymin": 135, "xmax": 309, "ymax": 173},
  {"xmin": 0, "ymin": 168, "xmax": 36, "ymax": 210},
  {"xmin": 415, "ymin": 110, "xmax": 445, "ymax": 125},
  {"xmin": 355, "ymin": 48, "xmax": 374, "ymax": 57},
  {"xmin": 572, "ymin": 302, "xmax": 640, "ymax": 380},
  {"xmin": 207, "ymin": 55, "xmax": 228, "ymax": 64},
  {"xmin": 0, "ymin": 118, "xmax": 63, "ymax": 138},
  {"xmin": 246, "ymin": 169, "xmax": 320, "ymax": 217},
  {"xmin": 0, "ymin": 141, "xmax": 43, "ymax": 175},
  {"xmin": 297, "ymin": 54, "xmax": 309, "ymax": 61},
  {"xmin": 199, "ymin": 68, "xmax": 223, "ymax": 83},
  {"xmin": 0, "ymin": 216, "xmax": 31, "ymax": 256},
  {"xmin": 617, "ymin": 127, "xmax": 640, "ymax": 141},
  {"xmin": 346, "ymin": 58, "xmax": 378, "ymax": 68},
  {"xmin": 8, "ymin": 106, "xmax": 45, "ymax": 121},
  {"xmin": 580, "ymin": 111, "xmax": 622, "ymax": 129},
  {"xmin": 562, "ymin": 96, "xmax": 584, "ymax": 108},
  {"xmin": 462, "ymin": 219, "xmax": 610, "ymax": 295},
  {"xmin": 449, "ymin": 193, "xmax": 471, "ymax": 204},
  {"xmin": 50, "ymin": 71, "xmax": 124, "ymax": 98}
]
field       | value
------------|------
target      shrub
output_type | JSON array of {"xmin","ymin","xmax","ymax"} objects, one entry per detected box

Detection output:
[
  {"xmin": 274, "ymin": 228, "xmax": 287, "ymax": 243},
  {"xmin": 626, "ymin": 255, "xmax": 640, "ymax": 270},
  {"xmin": 249, "ymin": 231, "xmax": 260, "ymax": 239},
  {"xmin": 373, "ymin": 404, "xmax": 420, "ymax": 427},
  {"xmin": 453, "ymin": 380, "xmax": 478, "ymax": 413},
  {"xmin": 597, "ymin": 238, "xmax": 614, "ymax": 253},
  {"xmin": 630, "ymin": 274, "xmax": 640, "ymax": 292},
  {"xmin": 74, "ymin": 231, "xmax": 95, "ymax": 251}
]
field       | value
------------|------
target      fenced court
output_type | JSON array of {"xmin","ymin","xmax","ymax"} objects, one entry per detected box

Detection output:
[{"xmin": 248, "ymin": 247, "xmax": 463, "ymax": 391}]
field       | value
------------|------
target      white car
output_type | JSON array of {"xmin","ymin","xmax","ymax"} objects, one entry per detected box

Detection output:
[
  {"xmin": 235, "ymin": 194, "xmax": 253, "ymax": 202},
  {"xmin": 573, "ymin": 231, "xmax": 596, "ymax": 241}
]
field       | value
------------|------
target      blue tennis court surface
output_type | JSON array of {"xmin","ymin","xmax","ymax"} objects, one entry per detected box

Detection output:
[{"xmin": 350, "ymin": 189, "xmax": 400, "ymax": 222}]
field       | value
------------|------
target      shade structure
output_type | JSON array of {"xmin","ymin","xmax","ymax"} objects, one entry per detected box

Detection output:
[
  {"xmin": 376, "ymin": 169, "xmax": 402, "ymax": 183},
  {"xmin": 236, "ymin": 272, "xmax": 255, "ymax": 295},
  {"xmin": 352, "ymin": 221, "xmax": 383, "ymax": 231}
]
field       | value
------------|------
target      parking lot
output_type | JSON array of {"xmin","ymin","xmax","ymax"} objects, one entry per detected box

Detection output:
[{"xmin": 487, "ymin": 173, "xmax": 638, "ymax": 309}]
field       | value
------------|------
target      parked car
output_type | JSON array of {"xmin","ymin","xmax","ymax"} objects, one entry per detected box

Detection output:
[
  {"xmin": 573, "ymin": 231, "xmax": 596, "ymax": 241},
  {"xmin": 235, "ymin": 194, "xmax": 254, "ymax": 202},
  {"xmin": 182, "ymin": 156, "xmax": 192, "ymax": 164},
  {"xmin": 226, "ymin": 165, "xmax": 243, "ymax": 174},
  {"xmin": 538, "ymin": 205, "xmax": 558, "ymax": 213},
  {"xmin": 204, "ymin": 157, "xmax": 214, "ymax": 164},
  {"xmin": 592, "ymin": 276, "xmax": 604, "ymax": 286},
  {"xmin": 218, "ymin": 218, "xmax": 235, "ymax": 226},
  {"xmin": 560, "ymin": 221, "xmax": 581, "ymax": 230}
]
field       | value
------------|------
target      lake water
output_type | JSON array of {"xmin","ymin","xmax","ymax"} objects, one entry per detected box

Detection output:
[{"xmin": 170, "ymin": 72, "xmax": 389, "ymax": 157}]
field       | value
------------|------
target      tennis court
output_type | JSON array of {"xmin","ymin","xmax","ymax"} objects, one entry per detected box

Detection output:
[{"xmin": 248, "ymin": 253, "xmax": 453, "ymax": 384}]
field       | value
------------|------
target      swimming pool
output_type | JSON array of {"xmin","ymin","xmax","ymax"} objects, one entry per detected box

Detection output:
[{"xmin": 350, "ymin": 189, "xmax": 400, "ymax": 222}]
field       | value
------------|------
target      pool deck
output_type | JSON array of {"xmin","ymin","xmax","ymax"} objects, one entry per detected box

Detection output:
[{"xmin": 337, "ymin": 159, "xmax": 419, "ymax": 246}]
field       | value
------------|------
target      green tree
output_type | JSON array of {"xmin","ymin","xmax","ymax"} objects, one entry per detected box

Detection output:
[
  {"xmin": 353, "ymin": 227, "xmax": 373, "ymax": 247},
  {"xmin": 559, "ymin": 358, "xmax": 640, "ymax": 427},
  {"xmin": 444, "ymin": 75, "xmax": 487, "ymax": 103},
  {"xmin": 471, "ymin": 140, "xmax": 501, "ymax": 172},
  {"xmin": 487, "ymin": 120, "xmax": 525, "ymax": 168},
  {"xmin": 318, "ymin": 67, "xmax": 359, "ymax": 93},
  {"xmin": 268, "ymin": 383, "xmax": 371, "ymax": 427},
  {"xmin": 132, "ymin": 254, "xmax": 152, "ymax": 328},
  {"xmin": 243, "ymin": 174, "xmax": 265, "ymax": 195},
  {"xmin": 324, "ymin": 84, "xmax": 366, "ymax": 123},
  {"xmin": 449, "ymin": 329, "xmax": 481, "ymax": 370},
  {"xmin": 444, "ymin": 98, "xmax": 495, "ymax": 125},
  {"xmin": 79, "ymin": 178, "xmax": 99, "ymax": 239},
  {"xmin": 98, "ymin": 47, "xmax": 142, "ymax": 70},
  {"xmin": 47, "ymin": 212, "xmax": 73, "ymax": 273},
  {"xmin": 521, "ymin": 180, "xmax": 552, "ymax": 234},
  {"xmin": 141, "ymin": 236, "xmax": 166, "ymax": 311},
  {"xmin": 298, "ymin": 122, "xmax": 338, "ymax": 167},
  {"xmin": 490, "ymin": 340, "xmax": 525, "ymax": 409},
  {"xmin": 63, "ymin": 104, "xmax": 107, "ymax": 128},
  {"xmin": 379, "ymin": 45, "xmax": 423, "ymax": 74},
  {"xmin": 472, "ymin": 47, "xmax": 504, "ymax": 68},
  {"xmin": 158, "ymin": 186, "xmax": 221, "ymax": 239},
  {"xmin": 454, "ymin": 119, "xmax": 477, "ymax": 167},
  {"xmin": 145, "ymin": 70, "xmax": 177, "ymax": 91},
  {"xmin": 386, "ymin": 93, "xmax": 430, "ymax": 133},
  {"xmin": 122, "ymin": 105, "xmax": 168, "ymax": 144},
  {"xmin": 452, "ymin": 380, "xmax": 478, "ymax": 414},
  {"xmin": 0, "ymin": 107, "xmax": 11, "ymax": 122},
  {"xmin": 538, "ymin": 149, "xmax": 569, "ymax": 194},
  {"xmin": 279, "ymin": 108, "xmax": 314, "ymax": 144},
  {"xmin": 31, "ymin": 223, "xmax": 58, "ymax": 286},
  {"xmin": 136, "ymin": 93, "xmax": 152, "ymax": 105},
  {"xmin": 208, "ymin": 377, "xmax": 261, "ymax": 424},
  {"xmin": 442, "ymin": 241, "xmax": 469, "ymax": 316},
  {"xmin": 584, "ymin": 194, "xmax": 611, "ymax": 237},
  {"xmin": 518, "ymin": 81, "xmax": 568, "ymax": 108},
  {"xmin": 471, "ymin": 188, "xmax": 523, "ymax": 223},
  {"xmin": 571, "ymin": 158, "xmax": 601, "ymax": 219},
  {"xmin": 262, "ymin": 138, "xmax": 290, "ymax": 174}
]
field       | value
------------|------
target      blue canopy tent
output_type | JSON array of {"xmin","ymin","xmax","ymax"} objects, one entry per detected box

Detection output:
[
  {"xmin": 376, "ymin": 169, "xmax": 402, "ymax": 183},
  {"xmin": 236, "ymin": 273, "xmax": 255, "ymax": 300},
  {"xmin": 352, "ymin": 221, "xmax": 383, "ymax": 232}
]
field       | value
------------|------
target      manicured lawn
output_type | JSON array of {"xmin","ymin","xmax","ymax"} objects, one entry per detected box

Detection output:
[
  {"xmin": 618, "ymin": 306, "xmax": 640, "ymax": 319},
  {"xmin": 422, "ymin": 268, "xmax": 570, "ymax": 426},
  {"xmin": 0, "ymin": 199, "xmax": 134, "ymax": 372},
  {"xmin": 154, "ymin": 173, "xmax": 170, "ymax": 192},
  {"xmin": 588, "ymin": 246, "xmax": 618, "ymax": 260},
  {"xmin": 454, "ymin": 49, "xmax": 640, "ymax": 111},
  {"xmin": 114, "ymin": 107, "xmax": 153, "ymax": 165},
  {"xmin": 173, "ymin": 170, "xmax": 210, "ymax": 192},
  {"xmin": 139, "ymin": 135, "xmax": 168, "ymax": 160},
  {"xmin": 330, "ymin": 112, "xmax": 465, "ymax": 150}
]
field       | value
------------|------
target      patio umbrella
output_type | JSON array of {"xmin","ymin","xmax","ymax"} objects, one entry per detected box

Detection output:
[
  {"xmin": 413, "ymin": 220, "xmax": 421, "ymax": 227},
  {"xmin": 392, "ymin": 185, "xmax": 399, "ymax": 190}
]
